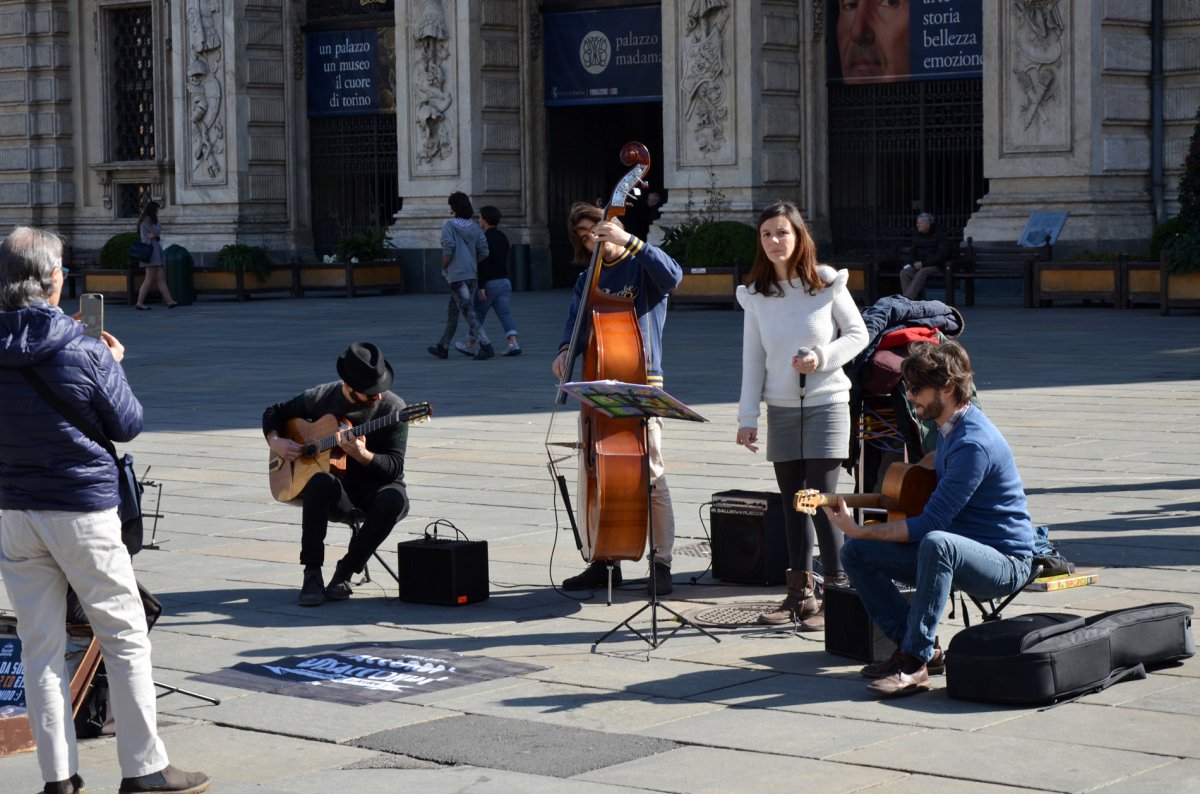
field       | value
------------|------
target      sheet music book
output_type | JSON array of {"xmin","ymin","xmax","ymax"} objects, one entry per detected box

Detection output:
[{"xmin": 558, "ymin": 380, "xmax": 708, "ymax": 423}]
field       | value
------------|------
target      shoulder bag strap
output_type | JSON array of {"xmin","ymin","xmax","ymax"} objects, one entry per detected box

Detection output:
[{"xmin": 18, "ymin": 366, "xmax": 119, "ymax": 464}]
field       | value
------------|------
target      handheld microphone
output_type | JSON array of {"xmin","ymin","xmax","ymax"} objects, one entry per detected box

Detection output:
[{"xmin": 797, "ymin": 347, "xmax": 812, "ymax": 398}]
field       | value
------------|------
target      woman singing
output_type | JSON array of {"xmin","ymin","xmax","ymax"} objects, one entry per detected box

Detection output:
[{"xmin": 735, "ymin": 201, "xmax": 868, "ymax": 628}]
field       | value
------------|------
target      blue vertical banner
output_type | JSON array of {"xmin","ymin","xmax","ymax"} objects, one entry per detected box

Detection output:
[
  {"xmin": 826, "ymin": 0, "xmax": 982, "ymax": 85},
  {"xmin": 307, "ymin": 29, "xmax": 382, "ymax": 117},
  {"xmin": 544, "ymin": 6, "xmax": 663, "ymax": 106}
]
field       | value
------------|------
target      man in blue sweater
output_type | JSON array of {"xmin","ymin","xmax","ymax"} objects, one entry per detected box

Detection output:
[
  {"xmin": 824, "ymin": 340, "xmax": 1035, "ymax": 697},
  {"xmin": 550, "ymin": 201, "xmax": 683, "ymax": 595}
]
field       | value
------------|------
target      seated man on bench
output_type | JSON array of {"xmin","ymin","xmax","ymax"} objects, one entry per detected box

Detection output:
[
  {"xmin": 823, "ymin": 340, "xmax": 1035, "ymax": 698},
  {"xmin": 898, "ymin": 213, "xmax": 951, "ymax": 300}
]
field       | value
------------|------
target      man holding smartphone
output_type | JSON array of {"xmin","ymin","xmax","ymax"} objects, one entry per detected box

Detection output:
[{"xmin": 0, "ymin": 227, "xmax": 210, "ymax": 793}]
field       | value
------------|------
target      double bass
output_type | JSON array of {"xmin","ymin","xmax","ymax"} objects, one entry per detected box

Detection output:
[{"xmin": 548, "ymin": 142, "xmax": 654, "ymax": 567}]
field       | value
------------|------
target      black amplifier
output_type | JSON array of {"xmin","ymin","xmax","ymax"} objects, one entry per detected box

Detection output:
[
  {"xmin": 823, "ymin": 582, "xmax": 916, "ymax": 663},
  {"xmin": 709, "ymin": 490, "xmax": 787, "ymax": 586},
  {"xmin": 396, "ymin": 537, "xmax": 489, "ymax": 606}
]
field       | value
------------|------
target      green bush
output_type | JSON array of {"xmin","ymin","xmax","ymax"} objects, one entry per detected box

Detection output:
[
  {"xmin": 683, "ymin": 220, "xmax": 757, "ymax": 270},
  {"xmin": 336, "ymin": 226, "xmax": 395, "ymax": 262},
  {"xmin": 1168, "ymin": 107, "xmax": 1200, "ymax": 275},
  {"xmin": 99, "ymin": 232, "xmax": 141, "ymax": 270},
  {"xmin": 215, "ymin": 244, "xmax": 273, "ymax": 282},
  {"xmin": 1151, "ymin": 216, "xmax": 1183, "ymax": 261}
]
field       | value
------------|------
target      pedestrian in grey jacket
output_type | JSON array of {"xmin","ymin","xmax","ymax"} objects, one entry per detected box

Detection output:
[{"xmin": 427, "ymin": 191, "xmax": 495, "ymax": 360}]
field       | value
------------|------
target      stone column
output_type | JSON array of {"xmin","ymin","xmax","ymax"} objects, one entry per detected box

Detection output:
[
  {"xmin": 965, "ymin": 0, "xmax": 1154, "ymax": 251},
  {"xmin": 659, "ymin": 0, "xmax": 809, "ymax": 238},
  {"xmin": 170, "ymin": 0, "xmax": 291, "ymax": 253},
  {"xmin": 0, "ymin": 1, "xmax": 75, "ymax": 228}
]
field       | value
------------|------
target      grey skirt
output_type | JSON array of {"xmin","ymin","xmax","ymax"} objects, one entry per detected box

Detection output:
[{"xmin": 765, "ymin": 402, "xmax": 850, "ymax": 462}]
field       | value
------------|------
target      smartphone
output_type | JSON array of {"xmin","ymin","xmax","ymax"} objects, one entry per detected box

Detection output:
[{"xmin": 79, "ymin": 293, "xmax": 104, "ymax": 339}]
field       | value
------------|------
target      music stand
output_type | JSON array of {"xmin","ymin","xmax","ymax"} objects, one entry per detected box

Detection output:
[{"xmin": 558, "ymin": 380, "xmax": 721, "ymax": 651}]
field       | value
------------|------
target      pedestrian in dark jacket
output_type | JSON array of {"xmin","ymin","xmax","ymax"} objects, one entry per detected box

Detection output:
[
  {"xmin": 899, "ymin": 213, "xmax": 951, "ymax": 299},
  {"xmin": 0, "ymin": 226, "xmax": 209, "ymax": 793}
]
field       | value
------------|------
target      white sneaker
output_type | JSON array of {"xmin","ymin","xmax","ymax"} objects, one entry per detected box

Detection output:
[
  {"xmin": 453, "ymin": 341, "xmax": 476, "ymax": 356},
  {"xmin": 503, "ymin": 343, "xmax": 521, "ymax": 357}
]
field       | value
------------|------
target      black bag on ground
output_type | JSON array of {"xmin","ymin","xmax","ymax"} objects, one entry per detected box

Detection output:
[{"xmin": 946, "ymin": 603, "xmax": 1194, "ymax": 706}]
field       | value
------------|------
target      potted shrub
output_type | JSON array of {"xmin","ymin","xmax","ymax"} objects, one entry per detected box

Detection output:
[
  {"xmin": 215, "ymin": 243, "xmax": 273, "ymax": 282},
  {"xmin": 335, "ymin": 226, "xmax": 396, "ymax": 263},
  {"xmin": 83, "ymin": 232, "xmax": 142, "ymax": 300}
]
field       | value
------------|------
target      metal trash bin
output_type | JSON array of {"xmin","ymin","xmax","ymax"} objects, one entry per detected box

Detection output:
[
  {"xmin": 163, "ymin": 244, "xmax": 194, "ymax": 306},
  {"xmin": 511, "ymin": 244, "xmax": 531, "ymax": 291}
]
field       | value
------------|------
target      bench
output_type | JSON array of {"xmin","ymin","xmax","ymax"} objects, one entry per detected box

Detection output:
[
  {"xmin": 880, "ymin": 238, "xmax": 963, "ymax": 302},
  {"xmin": 948, "ymin": 236, "xmax": 1052, "ymax": 309},
  {"xmin": 1033, "ymin": 260, "xmax": 1120, "ymax": 307}
]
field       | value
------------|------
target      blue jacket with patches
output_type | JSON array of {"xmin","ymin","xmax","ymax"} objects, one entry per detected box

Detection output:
[
  {"xmin": 0, "ymin": 305, "xmax": 143, "ymax": 511},
  {"xmin": 558, "ymin": 237, "xmax": 683, "ymax": 387}
]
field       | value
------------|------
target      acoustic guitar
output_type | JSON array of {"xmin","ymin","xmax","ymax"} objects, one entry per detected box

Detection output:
[
  {"xmin": 794, "ymin": 454, "xmax": 936, "ymax": 522},
  {"xmin": 268, "ymin": 402, "xmax": 431, "ymax": 502}
]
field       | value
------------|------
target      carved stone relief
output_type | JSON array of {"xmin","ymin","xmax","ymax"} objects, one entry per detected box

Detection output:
[
  {"xmin": 410, "ymin": 0, "xmax": 455, "ymax": 172},
  {"xmin": 185, "ymin": 0, "xmax": 227, "ymax": 183},
  {"xmin": 1005, "ymin": 0, "xmax": 1071, "ymax": 152},
  {"xmin": 680, "ymin": 0, "xmax": 732, "ymax": 163}
]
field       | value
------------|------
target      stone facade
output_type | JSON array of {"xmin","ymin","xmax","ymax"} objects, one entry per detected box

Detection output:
[{"xmin": 0, "ymin": 1, "xmax": 1194, "ymax": 280}]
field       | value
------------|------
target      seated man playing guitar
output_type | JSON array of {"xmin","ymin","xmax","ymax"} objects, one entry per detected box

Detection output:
[
  {"xmin": 264, "ymin": 342, "xmax": 411, "ymax": 606},
  {"xmin": 823, "ymin": 340, "xmax": 1035, "ymax": 697}
]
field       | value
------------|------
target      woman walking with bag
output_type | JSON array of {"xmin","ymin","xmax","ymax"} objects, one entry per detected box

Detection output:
[
  {"xmin": 134, "ymin": 201, "xmax": 176, "ymax": 310},
  {"xmin": 735, "ymin": 201, "xmax": 867, "ymax": 629}
]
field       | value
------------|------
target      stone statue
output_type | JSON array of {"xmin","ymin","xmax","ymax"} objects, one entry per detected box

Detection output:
[
  {"xmin": 185, "ymin": 0, "xmax": 225, "ymax": 182},
  {"xmin": 1013, "ymin": 0, "xmax": 1064, "ymax": 131},
  {"xmin": 411, "ymin": 0, "xmax": 454, "ymax": 166},
  {"xmin": 681, "ymin": 0, "xmax": 730, "ymax": 155}
]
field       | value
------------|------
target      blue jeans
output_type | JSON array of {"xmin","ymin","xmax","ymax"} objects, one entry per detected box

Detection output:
[
  {"xmin": 840, "ymin": 532, "xmax": 1033, "ymax": 663},
  {"xmin": 468, "ymin": 278, "xmax": 518, "ymax": 342},
  {"xmin": 438, "ymin": 279, "xmax": 489, "ymax": 347}
]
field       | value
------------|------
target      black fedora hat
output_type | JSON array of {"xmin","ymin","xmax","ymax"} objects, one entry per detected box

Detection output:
[{"xmin": 336, "ymin": 342, "xmax": 394, "ymax": 395}]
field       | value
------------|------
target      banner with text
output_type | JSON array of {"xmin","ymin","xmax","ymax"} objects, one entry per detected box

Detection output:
[
  {"xmin": 544, "ymin": 6, "xmax": 663, "ymax": 107},
  {"xmin": 307, "ymin": 29, "xmax": 395, "ymax": 117},
  {"xmin": 826, "ymin": 0, "xmax": 982, "ymax": 85}
]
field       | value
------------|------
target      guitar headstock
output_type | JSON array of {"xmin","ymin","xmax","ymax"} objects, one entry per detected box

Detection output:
[
  {"xmin": 793, "ymin": 489, "xmax": 822, "ymax": 515},
  {"xmin": 404, "ymin": 402, "xmax": 433, "ymax": 425}
]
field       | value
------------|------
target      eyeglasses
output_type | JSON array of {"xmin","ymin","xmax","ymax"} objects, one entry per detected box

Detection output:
[{"xmin": 902, "ymin": 381, "xmax": 926, "ymax": 396}]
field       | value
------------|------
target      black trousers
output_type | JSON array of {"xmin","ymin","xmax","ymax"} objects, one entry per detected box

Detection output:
[
  {"xmin": 299, "ymin": 472, "xmax": 409, "ymax": 572},
  {"xmin": 772, "ymin": 458, "xmax": 845, "ymax": 577}
]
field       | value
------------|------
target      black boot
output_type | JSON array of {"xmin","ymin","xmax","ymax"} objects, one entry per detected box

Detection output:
[
  {"xmin": 325, "ymin": 562, "xmax": 354, "ymax": 601},
  {"xmin": 298, "ymin": 567, "xmax": 324, "ymax": 607},
  {"xmin": 562, "ymin": 561, "xmax": 621, "ymax": 590}
]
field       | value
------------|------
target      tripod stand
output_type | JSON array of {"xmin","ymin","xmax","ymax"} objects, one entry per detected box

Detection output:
[{"xmin": 590, "ymin": 415, "xmax": 720, "ymax": 651}]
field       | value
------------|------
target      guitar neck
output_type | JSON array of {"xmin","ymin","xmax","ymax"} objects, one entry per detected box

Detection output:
[
  {"xmin": 821, "ymin": 493, "xmax": 886, "ymax": 510},
  {"xmin": 312, "ymin": 408, "xmax": 422, "ymax": 454}
]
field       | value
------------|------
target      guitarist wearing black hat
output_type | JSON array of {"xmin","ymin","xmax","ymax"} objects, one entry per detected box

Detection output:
[{"xmin": 263, "ymin": 341, "xmax": 412, "ymax": 606}]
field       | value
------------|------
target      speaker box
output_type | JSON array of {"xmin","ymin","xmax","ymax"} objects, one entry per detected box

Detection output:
[
  {"xmin": 710, "ymin": 490, "xmax": 787, "ymax": 586},
  {"xmin": 396, "ymin": 537, "xmax": 489, "ymax": 606},
  {"xmin": 823, "ymin": 583, "xmax": 916, "ymax": 663}
]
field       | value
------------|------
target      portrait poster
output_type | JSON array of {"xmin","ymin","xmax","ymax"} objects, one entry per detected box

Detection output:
[{"xmin": 826, "ymin": 0, "xmax": 983, "ymax": 85}]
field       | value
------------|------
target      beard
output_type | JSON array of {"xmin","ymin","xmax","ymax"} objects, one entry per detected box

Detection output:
[{"xmin": 913, "ymin": 393, "xmax": 945, "ymax": 422}]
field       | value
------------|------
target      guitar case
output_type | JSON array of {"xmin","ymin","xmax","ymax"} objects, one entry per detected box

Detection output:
[{"xmin": 945, "ymin": 602, "xmax": 1194, "ymax": 706}]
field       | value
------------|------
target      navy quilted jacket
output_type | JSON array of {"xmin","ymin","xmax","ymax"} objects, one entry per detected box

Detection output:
[{"xmin": 0, "ymin": 305, "xmax": 143, "ymax": 511}]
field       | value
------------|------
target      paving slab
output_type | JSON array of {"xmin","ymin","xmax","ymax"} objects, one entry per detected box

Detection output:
[{"xmin": 0, "ymin": 293, "xmax": 1197, "ymax": 792}]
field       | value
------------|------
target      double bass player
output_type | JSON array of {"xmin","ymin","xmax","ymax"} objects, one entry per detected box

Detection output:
[{"xmin": 551, "ymin": 201, "xmax": 683, "ymax": 594}]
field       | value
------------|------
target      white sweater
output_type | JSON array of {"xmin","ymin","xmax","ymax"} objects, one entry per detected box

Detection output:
[{"xmin": 736, "ymin": 266, "xmax": 868, "ymax": 429}]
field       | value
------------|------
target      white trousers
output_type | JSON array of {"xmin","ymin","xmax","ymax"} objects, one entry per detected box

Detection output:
[
  {"xmin": 647, "ymin": 416, "xmax": 675, "ymax": 566},
  {"xmin": 0, "ymin": 508, "xmax": 168, "ymax": 782}
]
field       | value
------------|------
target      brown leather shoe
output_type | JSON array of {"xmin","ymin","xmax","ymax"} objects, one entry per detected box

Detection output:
[
  {"xmin": 860, "ymin": 641, "xmax": 945, "ymax": 679},
  {"xmin": 119, "ymin": 765, "xmax": 210, "ymax": 793},
  {"xmin": 758, "ymin": 570, "xmax": 819, "ymax": 625},
  {"xmin": 866, "ymin": 656, "xmax": 930, "ymax": 698}
]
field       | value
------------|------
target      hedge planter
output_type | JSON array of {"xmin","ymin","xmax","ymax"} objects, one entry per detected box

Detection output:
[
  {"xmin": 1162, "ymin": 270, "xmax": 1200, "ymax": 315},
  {"xmin": 81, "ymin": 269, "xmax": 137, "ymax": 304},
  {"xmin": 193, "ymin": 267, "xmax": 296, "ymax": 301},
  {"xmin": 296, "ymin": 261, "xmax": 404, "ymax": 298},
  {"xmin": 1033, "ymin": 262, "xmax": 1119, "ymax": 306}
]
